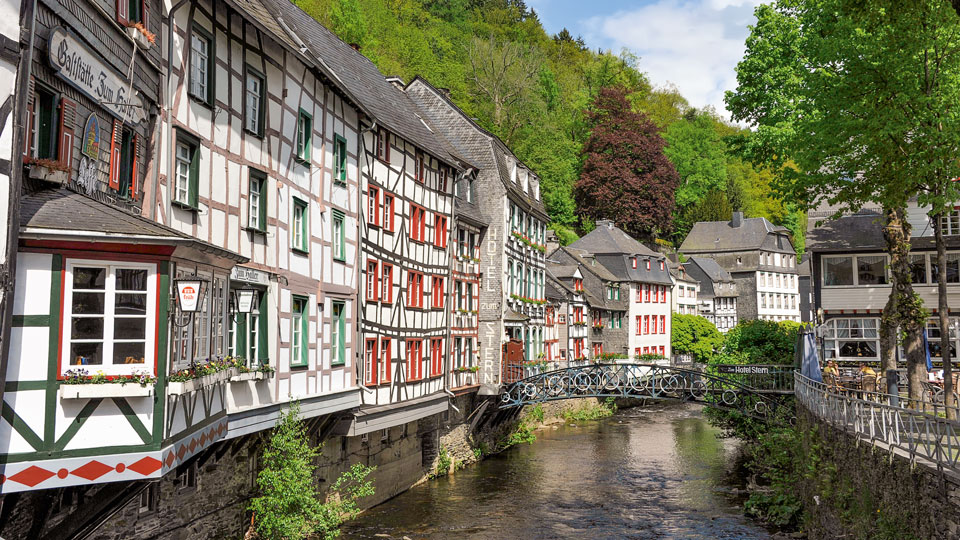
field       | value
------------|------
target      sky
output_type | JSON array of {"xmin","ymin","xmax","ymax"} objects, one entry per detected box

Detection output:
[{"xmin": 527, "ymin": 0, "xmax": 764, "ymax": 119}]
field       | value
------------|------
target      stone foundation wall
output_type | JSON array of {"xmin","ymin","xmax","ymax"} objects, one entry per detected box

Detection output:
[{"xmin": 798, "ymin": 405, "xmax": 960, "ymax": 540}]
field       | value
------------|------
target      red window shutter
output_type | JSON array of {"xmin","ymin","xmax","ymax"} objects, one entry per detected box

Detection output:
[
  {"xmin": 381, "ymin": 338, "xmax": 391, "ymax": 382},
  {"xmin": 116, "ymin": 0, "xmax": 129, "ymax": 26},
  {"xmin": 141, "ymin": 0, "xmax": 149, "ymax": 28},
  {"xmin": 57, "ymin": 98, "xmax": 77, "ymax": 169},
  {"xmin": 108, "ymin": 119, "xmax": 121, "ymax": 190},
  {"xmin": 22, "ymin": 77, "xmax": 35, "ymax": 162},
  {"xmin": 130, "ymin": 133, "xmax": 140, "ymax": 200}
]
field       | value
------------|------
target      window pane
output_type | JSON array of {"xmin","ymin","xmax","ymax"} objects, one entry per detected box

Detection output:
[
  {"xmin": 73, "ymin": 292, "xmax": 105, "ymax": 315},
  {"xmin": 71, "ymin": 342, "xmax": 103, "ymax": 365},
  {"xmin": 114, "ymin": 342, "xmax": 146, "ymax": 364},
  {"xmin": 74, "ymin": 268, "xmax": 106, "ymax": 289},
  {"xmin": 117, "ymin": 269, "xmax": 148, "ymax": 291},
  {"xmin": 115, "ymin": 293, "xmax": 146, "ymax": 315},
  {"xmin": 839, "ymin": 340, "xmax": 878, "ymax": 358},
  {"xmin": 824, "ymin": 257, "xmax": 854, "ymax": 286},
  {"xmin": 949, "ymin": 254, "xmax": 960, "ymax": 283},
  {"xmin": 857, "ymin": 256, "xmax": 887, "ymax": 285},
  {"xmin": 71, "ymin": 317, "xmax": 103, "ymax": 340},
  {"xmin": 910, "ymin": 255, "xmax": 927, "ymax": 284},
  {"xmin": 115, "ymin": 318, "xmax": 146, "ymax": 339}
]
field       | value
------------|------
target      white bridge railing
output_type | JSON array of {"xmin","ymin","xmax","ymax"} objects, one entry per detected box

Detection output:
[{"xmin": 795, "ymin": 372, "xmax": 960, "ymax": 476}]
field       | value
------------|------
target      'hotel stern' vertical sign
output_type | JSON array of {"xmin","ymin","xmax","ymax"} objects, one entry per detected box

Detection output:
[{"xmin": 47, "ymin": 27, "xmax": 146, "ymax": 124}]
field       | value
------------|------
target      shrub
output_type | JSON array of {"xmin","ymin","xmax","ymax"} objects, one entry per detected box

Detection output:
[
  {"xmin": 671, "ymin": 313, "xmax": 725, "ymax": 362},
  {"xmin": 723, "ymin": 319, "xmax": 801, "ymax": 365}
]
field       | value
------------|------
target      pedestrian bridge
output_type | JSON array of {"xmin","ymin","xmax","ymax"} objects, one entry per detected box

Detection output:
[{"xmin": 498, "ymin": 363, "xmax": 795, "ymax": 420}]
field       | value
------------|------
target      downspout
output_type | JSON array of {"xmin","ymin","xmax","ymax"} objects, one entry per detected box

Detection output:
[
  {"xmin": 167, "ymin": 0, "xmax": 191, "ymax": 228},
  {"xmin": 0, "ymin": 0, "xmax": 38, "ymax": 415}
]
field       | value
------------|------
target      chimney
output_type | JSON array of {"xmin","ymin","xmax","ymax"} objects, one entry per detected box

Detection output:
[
  {"xmin": 730, "ymin": 211, "xmax": 744, "ymax": 228},
  {"xmin": 384, "ymin": 76, "xmax": 405, "ymax": 90},
  {"xmin": 596, "ymin": 219, "xmax": 614, "ymax": 229},
  {"xmin": 546, "ymin": 229, "xmax": 560, "ymax": 255}
]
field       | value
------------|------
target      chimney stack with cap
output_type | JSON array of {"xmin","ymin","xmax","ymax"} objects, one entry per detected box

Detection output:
[{"xmin": 730, "ymin": 211, "xmax": 744, "ymax": 228}]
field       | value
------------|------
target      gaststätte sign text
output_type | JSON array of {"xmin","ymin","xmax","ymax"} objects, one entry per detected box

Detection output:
[{"xmin": 47, "ymin": 27, "xmax": 146, "ymax": 124}]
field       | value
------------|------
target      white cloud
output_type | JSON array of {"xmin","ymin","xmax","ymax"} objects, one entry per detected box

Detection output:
[{"xmin": 584, "ymin": 0, "xmax": 763, "ymax": 119}]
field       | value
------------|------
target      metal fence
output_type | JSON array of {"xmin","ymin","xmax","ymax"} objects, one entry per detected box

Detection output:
[{"xmin": 795, "ymin": 372, "xmax": 960, "ymax": 475}]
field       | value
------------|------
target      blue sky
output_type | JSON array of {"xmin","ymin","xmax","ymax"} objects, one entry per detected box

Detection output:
[{"xmin": 527, "ymin": 0, "xmax": 764, "ymax": 118}]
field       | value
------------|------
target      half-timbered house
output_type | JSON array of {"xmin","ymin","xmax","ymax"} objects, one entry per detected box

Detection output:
[{"xmin": 404, "ymin": 76, "xmax": 549, "ymax": 395}]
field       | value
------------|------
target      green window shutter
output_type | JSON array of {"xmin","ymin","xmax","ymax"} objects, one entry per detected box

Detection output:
[
  {"xmin": 338, "ymin": 306, "xmax": 345, "ymax": 365},
  {"xmin": 188, "ymin": 143, "xmax": 199, "ymax": 208},
  {"xmin": 332, "ymin": 301, "xmax": 345, "ymax": 365},
  {"xmin": 257, "ymin": 291, "xmax": 268, "ymax": 363},
  {"xmin": 236, "ymin": 314, "xmax": 247, "ymax": 360},
  {"xmin": 301, "ymin": 303, "xmax": 308, "ymax": 365},
  {"xmin": 335, "ymin": 135, "xmax": 347, "ymax": 183},
  {"xmin": 258, "ymin": 178, "xmax": 267, "ymax": 230}
]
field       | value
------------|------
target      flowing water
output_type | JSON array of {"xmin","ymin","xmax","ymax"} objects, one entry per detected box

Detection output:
[{"xmin": 342, "ymin": 403, "xmax": 772, "ymax": 540}]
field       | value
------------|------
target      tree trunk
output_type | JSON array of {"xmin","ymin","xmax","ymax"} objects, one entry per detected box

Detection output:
[
  {"xmin": 884, "ymin": 206, "xmax": 926, "ymax": 406},
  {"xmin": 934, "ymin": 211, "xmax": 956, "ymax": 418},
  {"xmin": 880, "ymin": 207, "xmax": 903, "ymax": 380}
]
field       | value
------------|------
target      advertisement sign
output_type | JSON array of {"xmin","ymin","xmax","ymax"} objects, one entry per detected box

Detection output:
[
  {"xmin": 716, "ymin": 365, "xmax": 772, "ymax": 375},
  {"xmin": 47, "ymin": 26, "xmax": 146, "ymax": 124},
  {"xmin": 81, "ymin": 113, "xmax": 101, "ymax": 159},
  {"xmin": 176, "ymin": 280, "xmax": 202, "ymax": 312}
]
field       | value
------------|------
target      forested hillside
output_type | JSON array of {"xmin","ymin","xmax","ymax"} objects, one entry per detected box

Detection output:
[{"xmin": 292, "ymin": 0, "xmax": 806, "ymax": 252}]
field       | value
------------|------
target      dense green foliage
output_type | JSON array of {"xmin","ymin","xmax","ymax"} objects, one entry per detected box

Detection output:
[
  {"xmin": 294, "ymin": 0, "xmax": 805, "ymax": 250},
  {"xmin": 723, "ymin": 319, "xmax": 801, "ymax": 365},
  {"xmin": 670, "ymin": 314, "xmax": 725, "ymax": 363},
  {"xmin": 250, "ymin": 404, "xmax": 375, "ymax": 540}
]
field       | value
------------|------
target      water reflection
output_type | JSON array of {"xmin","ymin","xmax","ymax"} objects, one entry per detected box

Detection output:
[{"xmin": 343, "ymin": 403, "xmax": 770, "ymax": 540}]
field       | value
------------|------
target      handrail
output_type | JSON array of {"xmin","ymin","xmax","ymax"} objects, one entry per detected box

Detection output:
[{"xmin": 795, "ymin": 372, "xmax": 960, "ymax": 476}]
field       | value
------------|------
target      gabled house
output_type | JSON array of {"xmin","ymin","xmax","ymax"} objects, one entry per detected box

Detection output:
[
  {"xmin": 564, "ymin": 220, "xmax": 672, "ymax": 362},
  {"xmin": 680, "ymin": 212, "xmax": 800, "ymax": 323},
  {"xmin": 670, "ymin": 260, "xmax": 700, "ymax": 316},
  {"xmin": 545, "ymin": 264, "xmax": 589, "ymax": 365},
  {"xmin": 403, "ymin": 76, "xmax": 550, "ymax": 394},
  {"xmin": 684, "ymin": 257, "xmax": 739, "ymax": 332}
]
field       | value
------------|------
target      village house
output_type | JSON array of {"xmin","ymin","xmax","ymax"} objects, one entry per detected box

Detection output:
[
  {"xmin": 670, "ymin": 260, "xmax": 700, "ymax": 316},
  {"xmin": 806, "ymin": 200, "xmax": 960, "ymax": 365},
  {"xmin": 544, "ymin": 264, "xmax": 589, "ymax": 365},
  {"xmin": 403, "ymin": 76, "xmax": 549, "ymax": 393},
  {"xmin": 680, "ymin": 212, "xmax": 800, "ymax": 323},
  {"xmin": 684, "ymin": 256, "xmax": 739, "ymax": 332}
]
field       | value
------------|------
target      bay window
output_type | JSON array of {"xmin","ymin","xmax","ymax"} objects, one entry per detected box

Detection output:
[
  {"xmin": 857, "ymin": 255, "xmax": 887, "ymax": 285},
  {"xmin": 822, "ymin": 318, "xmax": 879, "ymax": 361},
  {"xmin": 64, "ymin": 261, "xmax": 156, "ymax": 376},
  {"xmin": 822, "ymin": 256, "xmax": 855, "ymax": 286}
]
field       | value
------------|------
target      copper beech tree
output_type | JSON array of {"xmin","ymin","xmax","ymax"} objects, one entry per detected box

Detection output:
[{"xmin": 574, "ymin": 86, "xmax": 680, "ymax": 241}]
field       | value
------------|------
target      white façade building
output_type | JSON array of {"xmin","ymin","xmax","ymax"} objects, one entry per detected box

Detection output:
[
  {"xmin": 161, "ymin": 0, "xmax": 365, "ymax": 440},
  {"xmin": 684, "ymin": 256, "xmax": 739, "ymax": 332},
  {"xmin": 566, "ymin": 220, "xmax": 672, "ymax": 362}
]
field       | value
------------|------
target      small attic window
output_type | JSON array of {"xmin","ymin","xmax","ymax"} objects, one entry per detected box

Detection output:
[
  {"xmin": 631, "ymin": 257, "xmax": 637, "ymax": 269},
  {"xmin": 659, "ymin": 260, "xmax": 664, "ymax": 271},
  {"xmin": 737, "ymin": 257, "xmax": 743, "ymax": 265},
  {"xmin": 533, "ymin": 181, "xmax": 540, "ymax": 200},
  {"xmin": 645, "ymin": 259, "xmax": 651, "ymax": 270},
  {"xmin": 522, "ymin": 170, "xmax": 529, "ymax": 193},
  {"xmin": 510, "ymin": 160, "xmax": 517, "ymax": 183}
]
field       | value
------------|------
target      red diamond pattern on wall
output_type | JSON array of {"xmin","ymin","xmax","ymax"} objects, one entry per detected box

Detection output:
[
  {"xmin": 70, "ymin": 460, "xmax": 113, "ymax": 481},
  {"xmin": 164, "ymin": 452, "xmax": 175, "ymax": 468},
  {"xmin": 127, "ymin": 456, "xmax": 161, "ymax": 476},
  {"xmin": 8, "ymin": 466, "xmax": 56, "ymax": 487}
]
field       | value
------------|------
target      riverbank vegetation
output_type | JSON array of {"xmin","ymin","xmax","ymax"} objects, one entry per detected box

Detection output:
[
  {"xmin": 672, "ymin": 317, "xmax": 801, "ymax": 366},
  {"xmin": 249, "ymin": 404, "xmax": 375, "ymax": 540}
]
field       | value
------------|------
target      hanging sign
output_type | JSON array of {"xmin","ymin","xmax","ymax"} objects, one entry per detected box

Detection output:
[
  {"xmin": 176, "ymin": 280, "xmax": 204, "ymax": 312},
  {"xmin": 81, "ymin": 113, "xmax": 100, "ymax": 159},
  {"xmin": 231, "ymin": 266, "xmax": 269, "ymax": 286},
  {"xmin": 47, "ymin": 26, "xmax": 146, "ymax": 124}
]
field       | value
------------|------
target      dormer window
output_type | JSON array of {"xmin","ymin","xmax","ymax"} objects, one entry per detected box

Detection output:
[
  {"xmin": 510, "ymin": 160, "xmax": 517, "ymax": 183},
  {"xmin": 645, "ymin": 260, "xmax": 651, "ymax": 271},
  {"xmin": 631, "ymin": 257, "xmax": 637, "ymax": 269},
  {"xmin": 415, "ymin": 151, "xmax": 425, "ymax": 183},
  {"xmin": 376, "ymin": 127, "xmax": 390, "ymax": 163},
  {"xmin": 659, "ymin": 260, "xmax": 664, "ymax": 271},
  {"xmin": 522, "ymin": 170, "xmax": 529, "ymax": 193},
  {"xmin": 574, "ymin": 278, "xmax": 583, "ymax": 292}
]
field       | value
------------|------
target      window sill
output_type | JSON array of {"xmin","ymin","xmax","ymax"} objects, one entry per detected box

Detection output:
[
  {"xmin": 229, "ymin": 371, "xmax": 270, "ymax": 383},
  {"xmin": 60, "ymin": 383, "xmax": 154, "ymax": 400},
  {"xmin": 244, "ymin": 226, "xmax": 266, "ymax": 235},
  {"xmin": 291, "ymin": 247, "xmax": 309, "ymax": 256},
  {"xmin": 188, "ymin": 94, "xmax": 214, "ymax": 109},
  {"xmin": 172, "ymin": 200, "xmax": 199, "ymax": 212},
  {"xmin": 333, "ymin": 257, "xmax": 347, "ymax": 263},
  {"xmin": 290, "ymin": 363, "xmax": 309, "ymax": 370},
  {"xmin": 333, "ymin": 180, "xmax": 347, "ymax": 187},
  {"xmin": 243, "ymin": 127, "xmax": 264, "ymax": 140},
  {"xmin": 168, "ymin": 367, "xmax": 240, "ymax": 395},
  {"xmin": 293, "ymin": 157, "xmax": 311, "ymax": 167},
  {"xmin": 331, "ymin": 362, "xmax": 346, "ymax": 368}
]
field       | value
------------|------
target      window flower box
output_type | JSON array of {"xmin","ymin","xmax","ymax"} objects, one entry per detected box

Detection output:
[
  {"xmin": 126, "ymin": 23, "xmax": 156, "ymax": 50},
  {"xmin": 60, "ymin": 383, "xmax": 154, "ymax": 399},
  {"xmin": 26, "ymin": 160, "xmax": 69, "ymax": 184},
  {"xmin": 168, "ymin": 367, "xmax": 240, "ymax": 395},
  {"xmin": 229, "ymin": 370, "xmax": 270, "ymax": 383}
]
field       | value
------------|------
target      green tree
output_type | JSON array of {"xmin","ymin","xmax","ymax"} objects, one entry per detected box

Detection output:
[
  {"xmin": 724, "ymin": 320, "xmax": 801, "ymax": 365},
  {"xmin": 250, "ymin": 403, "xmax": 375, "ymax": 540},
  {"xmin": 671, "ymin": 314, "xmax": 725, "ymax": 363}
]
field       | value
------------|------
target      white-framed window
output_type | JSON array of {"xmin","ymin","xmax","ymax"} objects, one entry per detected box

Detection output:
[
  {"xmin": 189, "ymin": 26, "xmax": 212, "ymax": 104},
  {"xmin": 63, "ymin": 260, "xmax": 157, "ymax": 376},
  {"xmin": 822, "ymin": 255, "xmax": 889, "ymax": 287},
  {"xmin": 940, "ymin": 209, "xmax": 960, "ymax": 235},
  {"xmin": 822, "ymin": 318, "xmax": 879, "ymax": 361},
  {"xmin": 174, "ymin": 142, "xmax": 192, "ymax": 205}
]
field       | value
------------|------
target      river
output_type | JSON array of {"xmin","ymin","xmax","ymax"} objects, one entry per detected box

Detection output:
[{"xmin": 342, "ymin": 402, "xmax": 772, "ymax": 540}]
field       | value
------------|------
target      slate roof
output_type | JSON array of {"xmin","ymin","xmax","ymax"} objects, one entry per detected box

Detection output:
[
  {"xmin": 20, "ymin": 188, "xmax": 246, "ymax": 261},
  {"xmin": 455, "ymin": 198, "xmax": 487, "ymax": 227},
  {"xmin": 545, "ymin": 277, "xmax": 568, "ymax": 302},
  {"xmin": 806, "ymin": 213, "xmax": 960, "ymax": 252},
  {"xmin": 568, "ymin": 220, "xmax": 658, "ymax": 256},
  {"xmin": 263, "ymin": 0, "xmax": 470, "ymax": 169},
  {"xmin": 685, "ymin": 257, "xmax": 733, "ymax": 284},
  {"xmin": 550, "ymin": 247, "xmax": 620, "ymax": 282},
  {"xmin": 546, "ymin": 263, "xmax": 579, "ymax": 279},
  {"xmin": 680, "ymin": 215, "xmax": 794, "ymax": 254},
  {"xmin": 402, "ymin": 77, "xmax": 549, "ymax": 220}
]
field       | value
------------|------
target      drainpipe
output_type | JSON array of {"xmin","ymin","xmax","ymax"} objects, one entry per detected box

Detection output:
[
  {"xmin": 0, "ymin": 0, "xmax": 38, "ymax": 413},
  {"xmin": 167, "ymin": 0, "xmax": 191, "ymax": 228}
]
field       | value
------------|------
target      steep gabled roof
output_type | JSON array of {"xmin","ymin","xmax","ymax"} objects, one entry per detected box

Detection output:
[
  {"xmin": 567, "ymin": 220, "xmax": 658, "ymax": 256},
  {"xmin": 262, "ymin": 0, "xmax": 469, "ymax": 169},
  {"xmin": 680, "ymin": 215, "xmax": 794, "ymax": 254},
  {"xmin": 685, "ymin": 257, "xmax": 734, "ymax": 284},
  {"xmin": 403, "ymin": 76, "xmax": 549, "ymax": 220}
]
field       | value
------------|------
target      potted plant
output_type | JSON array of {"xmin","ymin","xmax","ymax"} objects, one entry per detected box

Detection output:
[
  {"xmin": 60, "ymin": 369, "xmax": 156, "ymax": 399},
  {"xmin": 125, "ymin": 22, "xmax": 156, "ymax": 49}
]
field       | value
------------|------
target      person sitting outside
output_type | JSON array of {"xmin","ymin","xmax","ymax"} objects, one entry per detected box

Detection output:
[
  {"xmin": 859, "ymin": 362, "xmax": 877, "ymax": 396},
  {"xmin": 823, "ymin": 360, "xmax": 840, "ymax": 389}
]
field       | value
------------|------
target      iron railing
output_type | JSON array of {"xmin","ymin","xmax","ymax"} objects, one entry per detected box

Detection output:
[
  {"xmin": 795, "ymin": 372, "xmax": 960, "ymax": 475},
  {"xmin": 499, "ymin": 363, "xmax": 792, "ymax": 420}
]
